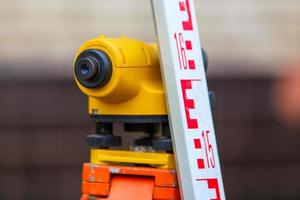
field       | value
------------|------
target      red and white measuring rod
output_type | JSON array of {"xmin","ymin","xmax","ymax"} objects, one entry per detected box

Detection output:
[{"xmin": 151, "ymin": 0, "xmax": 226, "ymax": 199}]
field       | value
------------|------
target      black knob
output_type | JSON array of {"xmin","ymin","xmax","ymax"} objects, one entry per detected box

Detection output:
[
  {"xmin": 74, "ymin": 49, "xmax": 112, "ymax": 88},
  {"xmin": 209, "ymin": 90, "xmax": 216, "ymax": 111},
  {"xmin": 201, "ymin": 48, "xmax": 208, "ymax": 72}
]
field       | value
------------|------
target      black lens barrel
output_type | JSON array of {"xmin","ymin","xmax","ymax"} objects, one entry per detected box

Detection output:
[{"xmin": 75, "ymin": 49, "xmax": 112, "ymax": 88}]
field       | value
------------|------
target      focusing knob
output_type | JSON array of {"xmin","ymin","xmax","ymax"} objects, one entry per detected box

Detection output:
[
  {"xmin": 201, "ymin": 48, "xmax": 208, "ymax": 72},
  {"xmin": 75, "ymin": 49, "xmax": 112, "ymax": 88}
]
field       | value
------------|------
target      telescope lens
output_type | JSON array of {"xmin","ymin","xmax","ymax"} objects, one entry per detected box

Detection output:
[
  {"xmin": 75, "ymin": 49, "xmax": 112, "ymax": 88},
  {"xmin": 81, "ymin": 64, "xmax": 89, "ymax": 75},
  {"xmin": 77, "ymin": 57, "xmax": 99, "ymax": 81}
]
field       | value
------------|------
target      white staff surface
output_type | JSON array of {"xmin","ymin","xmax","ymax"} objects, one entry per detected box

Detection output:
[{"xmin": 151, "ymin": 0, "xmax": 226, "ymax": 199}]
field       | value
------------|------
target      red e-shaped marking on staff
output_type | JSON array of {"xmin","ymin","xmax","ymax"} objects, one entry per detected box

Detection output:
[{"xmin": 181, "ymin": 79, "xmax": 201, "ymax": 129}]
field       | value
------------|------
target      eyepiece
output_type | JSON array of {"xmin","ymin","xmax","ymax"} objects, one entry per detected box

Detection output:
[
  {"xmin": 75, "ymin": 49, "xmax": 112, "ymax": 88},
  {"xmin": 77, "ymin": 57, "xmax": 99, "ymax": 81}
]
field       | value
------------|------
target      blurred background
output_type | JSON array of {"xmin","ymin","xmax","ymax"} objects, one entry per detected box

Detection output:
[{"xmin": 0, "ymin": 0, "xmax": 300, "ymax": 199}]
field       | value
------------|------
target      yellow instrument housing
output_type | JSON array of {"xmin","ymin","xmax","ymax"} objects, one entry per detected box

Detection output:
[
  {"xmin": 74, "ymin": 36, "xmax": 167, "ymax": 119},
  {"xmin": 90, "ymin": 149, "xmax": 175, "ymax": 169}
]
